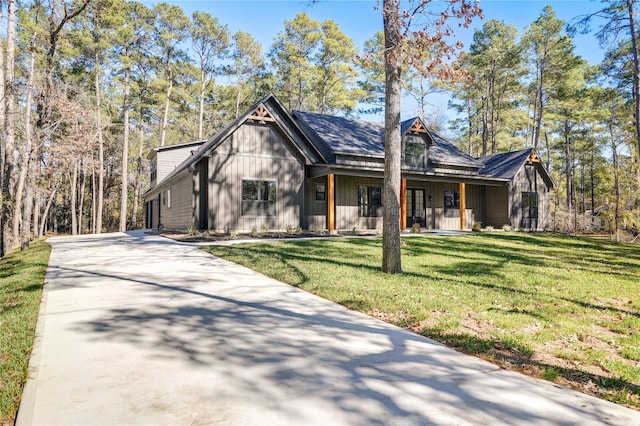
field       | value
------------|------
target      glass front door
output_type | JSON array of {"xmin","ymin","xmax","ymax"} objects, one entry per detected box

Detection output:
[{"xmin": 406, "ymin": 189, "xmax": 426, "ymax": 227}]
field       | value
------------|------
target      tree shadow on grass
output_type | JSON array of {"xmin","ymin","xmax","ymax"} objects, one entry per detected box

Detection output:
[{"xmin": 420, "ymin": 329, "xmax": 640, "ymax": 409}]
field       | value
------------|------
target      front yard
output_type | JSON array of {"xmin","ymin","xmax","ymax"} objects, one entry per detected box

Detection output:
[{"xmin": 204, "ymin": 232, "xmax": 640, "ymax": 409}]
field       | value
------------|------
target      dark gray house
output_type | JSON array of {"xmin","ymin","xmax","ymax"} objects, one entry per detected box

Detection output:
[{"xmin": 143, "ymin": 94, "xmax": 553, "ymax": 233}]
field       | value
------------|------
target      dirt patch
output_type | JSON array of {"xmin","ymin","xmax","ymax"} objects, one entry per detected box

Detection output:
[{"xmin": 398, "ymin": 311, "xmax": 640, "ymax": 410}]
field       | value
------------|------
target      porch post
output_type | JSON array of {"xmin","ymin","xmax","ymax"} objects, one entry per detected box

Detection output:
[
  {"xmin": 459, "ymin": 181, "xmax": 466, "ymax": 230},
  {"xmin": 327, "ymin": 173, "xmax": 335, "ymax": 233},
  {"xmin": 400, "ymin": 178, "xmax": 407, "ymax": 230}
]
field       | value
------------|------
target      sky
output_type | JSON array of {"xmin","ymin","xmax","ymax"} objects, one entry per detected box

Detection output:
[{"xmin": 143, "ymin": 0, "xmax": 609, "ymax": 125}]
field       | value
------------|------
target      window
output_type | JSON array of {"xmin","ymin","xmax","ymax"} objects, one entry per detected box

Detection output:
[
  {"xmin": 242, "ymin": 180, "xmax": 276, "ymax": 217},
  {"xmin": 405, "ymin": 142, "xmax": 426, "ymax": 168},
  {"xmin": 522, "ymin": 192, "xmax": 539, "ymax": 219},
  {"xmin": 316, "ymin": 183, "xmax": 326, "ymax": 201},
  {"xmin": 162, "ymin": 189, "xmax": 171, "ymax": 209},
  {"xmin": 150, "ymin": 160, "xmax": 157, "ymax": 181},
  {"xmin": 358, "ymin": 185, "xmax": 383, "ymax": 217},
  {"xmin": 444, "ymin": 190, "xmax": 460, "ymax": 218}
]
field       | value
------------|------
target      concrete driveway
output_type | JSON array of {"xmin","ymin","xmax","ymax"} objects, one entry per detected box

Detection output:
[{"xmin": 17, "ymin": 231, "xmax": 640, "ymax": 425}]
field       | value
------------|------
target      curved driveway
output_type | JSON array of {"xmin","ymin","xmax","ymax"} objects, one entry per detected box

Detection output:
[{"xmin": 17, "ymin": 231, "xmax": 640, "ymax": 425}]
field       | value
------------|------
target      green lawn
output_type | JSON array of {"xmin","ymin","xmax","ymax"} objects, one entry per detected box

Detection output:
[
  {"xmin": 0, "ymin": 241, "xmax": 51, "ymax": 425},
  {"xmin": 204, "ymin": 232, "xmax": 640, "ymax": 408}
]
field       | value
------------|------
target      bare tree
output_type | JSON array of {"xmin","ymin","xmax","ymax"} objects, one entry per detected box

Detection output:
[{"xmin": 381, "ymin": 0, "xmax": 482, "ymax": 273}]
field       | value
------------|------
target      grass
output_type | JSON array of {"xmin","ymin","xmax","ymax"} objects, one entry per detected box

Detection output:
[
  {"xmin": 204, "ymin": 232, "xmax": 640, "ymax": 409},
  {"xmin": 0, "ymin": 241, "xmax": 51, "ymax": 425}
]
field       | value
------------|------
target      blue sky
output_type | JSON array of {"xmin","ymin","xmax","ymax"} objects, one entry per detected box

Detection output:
[{"xmin": 147, "ymin": 1, "xmax": 607, "ymax": 124}]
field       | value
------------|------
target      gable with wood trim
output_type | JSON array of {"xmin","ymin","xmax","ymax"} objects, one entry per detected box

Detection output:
[{"xmin": 143, "ymin": 93, "xmax": 554, "ymax": 233}]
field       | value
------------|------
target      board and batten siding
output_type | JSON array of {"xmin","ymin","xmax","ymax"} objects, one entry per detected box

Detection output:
[
  {"xmin": 304, "ymin": 176, "xmax": 328, "ymax": 230},
  {"xmin": 334, "ymin": 176, "xmax": 384, "ymax": 230},
  {"xmin": 509, "ymin": 163, "xmax": 550, "ymax": 230},
  {"xmin": 158, "ymin": 170, "xmax": 195, "ymax": 230},
  {"xmin": 404, "ymin": 181, "xmax": 482, "ymax": 230},
  {"xmin": 207, "ymin": 122, "xmax": 304, "ymax": 232},
  {"xmin": 484, "ymin": 185, "xmax": 509, "ymax": 228}
]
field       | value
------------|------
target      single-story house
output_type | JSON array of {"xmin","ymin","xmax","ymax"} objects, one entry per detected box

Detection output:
[{"xmin": 143, "ymin": 93, "xmax": 553, "ymax": 233}]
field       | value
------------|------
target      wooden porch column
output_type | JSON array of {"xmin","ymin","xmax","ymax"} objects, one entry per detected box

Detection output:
[
  {"xmin": 400, "ymin": 178, "xmax": 407, "ymax": 230},
  {"xmin": 459, "ymin": 181, "xmax": 466, "ymax": 230},
  {"xmin": 327, "ymin": 173, "xmax": 335, "ymax": 233}
]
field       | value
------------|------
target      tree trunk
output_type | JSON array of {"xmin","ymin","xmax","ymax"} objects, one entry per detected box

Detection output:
[
  {"xmin": 71, "ymin": 162, "xmax": 78, "ymax": 235},
  {"xmin": 21, "ymin": 40, "xmax": 37, "ymax": 249},
  {"xmin": 4, "ymin": 0, "xmax": 17, "ymax": 253},
  {"xmin": 91, "ymin": 162, "xmax": 96, "ymax": 233},
  {"xmin": 39, "ymin": 181, "xmax": 59, "ymax": 239},
  {"xmin": 590, "ymin": 147, "xmax": 595, "ymax": 225},
  {"xmin": 532, "ymin": 65, "xmax": 545, "ymax": 149},
  {"xmin": 4, "ymin": 0, "xmax": 17, "ymax": 249},
  {"xmin": 481, "ymin": 94, "xmax": 489, "ymax": 157},
  {"xmin": 120, "ymin": 65, "xmax": 130, "ymax": 232},
  {"xmin": 78, "ymin": 162, "xmax": 86, "ymax": 234},
  {"xmin": 131, "ymin": 123, "xmax": 144, "ymax": 228},
  {"xmin": 95, "ymin": 52, "xmax": 104, "ymax": 233},
  {"xmin": 160, "ymin": 67, "xmax": 172, "ymax": 147},
  {"xmin": 0, "ymin": 1, "xmax": 6, "ymax": 257},
  {"xmin": 627, "ymin": 0, "xmax": 640, "ymax": 158},
  {"xmin": 198, "ymin": 68, "xmax": 205, "ymax": 140},
  {"xmin": 564, "ymin": 120, "xmax": 572, "ymax": 212},
  {"xmin": 610, "ymin": 123, "xmax": 620, "ymax": 241},
  {"xmin": 382, "ymin": 0, "xmax": 402, "ymax": 274}
]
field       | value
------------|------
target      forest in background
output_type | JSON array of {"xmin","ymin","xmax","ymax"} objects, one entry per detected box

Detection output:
[{"xmin": 0, "ymin": 0, "xmax": 639, "ymax": 256}]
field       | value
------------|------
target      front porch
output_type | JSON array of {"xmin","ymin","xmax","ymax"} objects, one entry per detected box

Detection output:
[{"xmin": 304, "ymin": 172, "xmax": 486, "ymax": 232}]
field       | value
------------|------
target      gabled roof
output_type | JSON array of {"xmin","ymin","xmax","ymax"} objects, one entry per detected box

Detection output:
[
  {"xmin": 145, "ymin": 94, "xmax": 326, "ymax": 195},
  {"xmin": 293, "ymin": 111, "xmax": 385, "ymax": 157},
  {"xmin": 293, "ymin": 110, "xmax": 481, "ymax": 168},
  {"xmin": 428, "ymin": 131, "xmax": 484, "ymax": 168},
  {"xmin": 479, "ymin": 149, "xmax": 554, "ymax": 188},
  {"xmin": 146, "ymin": 140, "xmax": 205, "ymax": 160}
]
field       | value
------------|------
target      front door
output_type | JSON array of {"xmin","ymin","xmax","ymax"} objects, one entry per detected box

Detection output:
[{"xmin": 406, "ymin": 188, "xmax": 426, "ymax": 227}]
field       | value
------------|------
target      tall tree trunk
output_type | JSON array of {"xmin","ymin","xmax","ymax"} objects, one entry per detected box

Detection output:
[
  {"xmin": 131, "ymin": 123, "xmax": 144, "ymax": 228},
  {"xmin": 481, "ymin": 95, "xmax": 489, "ymax": 157},
  {"xmin": 610, "ymin": 123, "xmax": 620, "ymax": 241},
  {"xmin": 39, "ymin": 181, "xmax": 59, "ymax": 239},
  {"xmin": 120, "ymin": 65, "xmax": 130, "ymax": 232},
  {"xmin": 33, "ymin": 187, "xmax": 39, "ymax": 239},
  {"xmin": 0, "ymin": 0, "xmax": 6, "ymax": 256},
  {"xmin": 382, "ymin": 0, "xmax": 402, "ymax": 274},
  {"xmin": 564, "ymin": 121, "xmax": 572, "ymax": 212},
  {"xmin": 91, "ymin": 162, "xmax": 96, "ymax": 233},
  {"xmin": 488, "ymin": 62, "xmax": 497, "ymax": 155},
  {"xmin": 590, "ymin": 147, "xmax": 595, "ymax": 225},
  {"xmin": 71, "ymin": 162, "xmax": 78, "ymax": 235},
  {"xmin": 95, "ymin": 52, "xmax": 104, "ymax": 233},
  {"xmin": 235, "ymin": 67, "xmax": 242, "ymax": 119},
  {"xmin": 20, "ymin": 41, "xmax": 37, "ymax": 249},
  {"xmin": 4, "ymin": 0, "xmax": 17, "ymax": 249},
  {"xmin": 78, "ymin": 162, "xmax": 86, "ymax": 234},
  {"xmin": 532, "ymin": 66, "xmax": 545, "ymax": 149},
  {"xmin": 160, "ymin": 67, "xmax": 172, "ymax": 147},
  {"xmin": 198, "ymin": 69, "xmax": 206, "ymax": 140},
  {"xmin": 4, "ymin": 0, "xmax": 17, "ymax": 253},
  {"xmin": 627, "ymin": 0, "xmax": 640, "ymax": 158}
]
